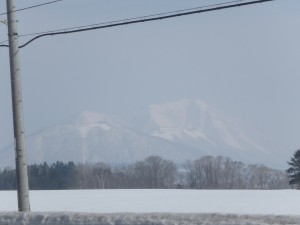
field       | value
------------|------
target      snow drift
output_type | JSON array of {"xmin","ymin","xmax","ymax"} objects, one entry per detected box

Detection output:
[{"xmin": 1, "ymin": 212, "xmax": 300, "ymax": 225}]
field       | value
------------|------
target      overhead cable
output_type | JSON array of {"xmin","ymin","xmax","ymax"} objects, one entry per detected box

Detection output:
[
  {"xmin": 0, "ymin": 0, "xmax": 275, "ymax": 49},
  {"xmin": 0, "ymin": 39, "xmax": 8, "ymax": 44},
  {"xmin": 17, "ymin": 0, "xmax": 247, "ymax": 39},
  {"xmin": 0, "ymin": 0, "xmax": 63, "ymax": 16}
]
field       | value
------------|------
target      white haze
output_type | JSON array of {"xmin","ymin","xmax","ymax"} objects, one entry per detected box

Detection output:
[{"xmin": 0, "ymin": 0, "xmax": 299, "ymax": 165}]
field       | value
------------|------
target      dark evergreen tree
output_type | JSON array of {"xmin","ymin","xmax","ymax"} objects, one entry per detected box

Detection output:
[
  {"xmin": 286, "ymin": 150, "xmax": 300, "ymax": 188},
  {"xmin": 0, "ymin": 168, "xmax": 16, "ymax": 190},
  {"xmin": 48, "ymin": 161, "xmax": 78, "ymax": 189},
  {"xmin": 28, "ymin": 162, "xmax": 50, "ymax": 190}
]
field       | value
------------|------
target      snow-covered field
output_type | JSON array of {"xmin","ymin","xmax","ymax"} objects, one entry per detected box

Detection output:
[
  {"xmin": 1, "ymin": 189, "xmax": 299, "ymax": 214},
  {"xmin": 1, "ymin": 189, "xmax": 300, "ymax": 224}
]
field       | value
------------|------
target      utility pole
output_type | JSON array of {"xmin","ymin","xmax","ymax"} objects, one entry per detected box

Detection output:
[{"xmin": 6, "ymin": 0, "xmax": 30, "ymax": 212}]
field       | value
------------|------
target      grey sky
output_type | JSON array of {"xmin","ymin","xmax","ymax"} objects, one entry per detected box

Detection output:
[{"xmin": 0, "ymin": 0, "xmax": 299, "ymax": 161}]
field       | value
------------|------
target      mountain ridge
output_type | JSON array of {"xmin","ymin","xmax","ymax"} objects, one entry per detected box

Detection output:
[{"xmin": 0, "ymin": 99, "xmax": 286, "ymax": 168}]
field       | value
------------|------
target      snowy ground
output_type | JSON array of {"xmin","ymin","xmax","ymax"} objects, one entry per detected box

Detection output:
[
  {"xmin": 1, "ymin": 189, "xmax": 300, "ymax": 224},
  {"xmin": 1, "ymin": 189, "xmax": 300, "ymax": 214}
]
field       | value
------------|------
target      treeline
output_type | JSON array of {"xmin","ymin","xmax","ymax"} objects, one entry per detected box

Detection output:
[{"xmin": 0, "ymin": 155, "xmax": 289, "ymax": 190}]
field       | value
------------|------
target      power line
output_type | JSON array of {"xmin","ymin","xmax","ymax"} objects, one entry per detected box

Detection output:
[
  {"xmin": 0, "ymin": 0, "xmax": 275, "ymax": 49},
  {"xmin": 0, "ymin": 39, "xmax": 8, "ymax": 44},
  {"xmin": 17, "ymin": 0, "xmax": 246, "ymax": 39},
  {"xmin": 0, "ymin": 0, "xmax": 63, "ymax": 16}
]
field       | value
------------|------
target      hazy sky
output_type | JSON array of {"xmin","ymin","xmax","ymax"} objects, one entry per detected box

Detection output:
[{"xmin": 0, "ymin": 0, "xmax": 299, "ymax": 159}]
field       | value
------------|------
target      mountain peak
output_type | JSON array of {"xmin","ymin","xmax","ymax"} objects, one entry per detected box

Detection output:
[
  {"xmin": 75, "ymin": 111, "xmax": 112, "ymax": 138},
  {"xmin": 144, "ymin": 99, "xmax": 271, "ymax": 157},
  {"xmin": 147, "ymin": 99, "xmax": 215, "ymax": 131},
  {"xmin": 75, "ymin": 111, "xmax": 110, "ymax": 126}
]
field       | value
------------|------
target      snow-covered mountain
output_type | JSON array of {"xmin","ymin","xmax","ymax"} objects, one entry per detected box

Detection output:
[
  {"xmin": 0, "ymin": 111, "xmax": 197, "ymax": 167},
  {"xmin": 145, "ymin": 99, "xmax": 267, "ymax": 156},
  {"xmin": 0, "ymin": 99, "xmax": 286, "ymax": 168},
  {"xmin": 140, "ymin": 99, "xmax": 285, "ymax": 167}
]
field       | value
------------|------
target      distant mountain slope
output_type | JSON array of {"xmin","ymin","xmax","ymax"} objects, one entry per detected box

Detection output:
[
  {"xmin": 0, "ymin": 100, "xmax": 287, "ymax": 168},
  {"xmin": 142, "ymin": 99, "xmax": 285, "ymax": 167},
  {"xmin": 0, "ymin": 111, "xmax": 198, "ymax": 167},
  {"xmin": 145, "ymin": 100, "xmax": 263, "ymax": 151}
]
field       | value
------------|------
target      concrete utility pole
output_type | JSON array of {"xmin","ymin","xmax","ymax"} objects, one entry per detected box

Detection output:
[{"xmin": 6, "ymin": 0, "xmax": 30, "ymax": 212}]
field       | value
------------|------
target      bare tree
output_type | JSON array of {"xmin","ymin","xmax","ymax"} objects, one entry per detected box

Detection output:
[
  {"xmin": 182, "ymin": 156, "xmax": 287, "ymax": 190},
  {"xmin": 92, "ymin": 162, "xmax": 112, "ymax": 189},
  {"xmin": 77, "ymin": 163, "xmax": 97, "ymax": 189},
  {"xmin": 131, "ymin": 156, "xmax": 177, "ymax": 189}
]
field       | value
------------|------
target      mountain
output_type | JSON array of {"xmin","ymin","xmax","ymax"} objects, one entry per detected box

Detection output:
[
  {"xmin": 0, "ymin": 111, "xmax": 198, "ymax": 167},
  {"xmin": 0, "ymin": 99, "xmax": 286, "ymax": 168},
  {"xmin": 145, "ymin": 100, "xmax": 263, "ymax": 153},
  {"xmin": 142, "ymin": 99, "xmax": 285, "ymax": 167}
]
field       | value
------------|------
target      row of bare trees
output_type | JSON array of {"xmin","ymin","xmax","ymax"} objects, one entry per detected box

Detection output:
[
  {"xmin": 76, "ymin": 155, "xmax": 289, "ymax": 190},
  {"xmin": 77, "ymin": 156, "xmax": 177, "ymax": 189},
  {"xmin": 0, "ymin": 155, "xmax": 289, "ymax": 190},
  {"xmin": 183, "ymin": 156, "xmax": 288, "ymax": 189}
]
